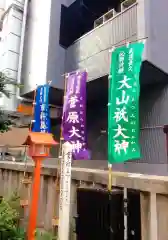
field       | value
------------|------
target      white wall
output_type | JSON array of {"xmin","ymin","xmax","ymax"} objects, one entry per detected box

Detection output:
[
  {"xmin": 46, "ymin": 0, "xmax": 75, "ymax": 89},
  {"xmin": 146, "ymin": 0, "xmax": 168, "ymax": 73},
  {"xmin": 0, "ymin": 0, "xmax": 5, "ymax": 9},
  {"xmin": 0, "ymin": 4, "xmax": 23, "ymax": 111},
  {"xmin": 5, "ymin": 0, "xmax": 24, "ymax": 9},
  {"xmin": 46, "ymin": 0, "xmax": 65, "ymax": 90},
  {"xmin": 22, "ymin": 0, "xmax": 76, "ymax": 94},
  {"xmin": 137, "ymin": 0, "xmax": 168, "ymax": 73},
  {"xmin": 22, "ymin": 0, "xmax": 52, "ymax": 93}
]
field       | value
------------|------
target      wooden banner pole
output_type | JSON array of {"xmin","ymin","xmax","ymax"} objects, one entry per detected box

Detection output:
[
  {"xmin": 52, "ymin": 75, "xmax": 68, "ymax": 228},
  {"xmin": 58, "ymin": 142, "xmax": 72, "ymax": 240},
  {"xmin": 108, "ymin": 163, "xmax": 112, "ymax": 191}
]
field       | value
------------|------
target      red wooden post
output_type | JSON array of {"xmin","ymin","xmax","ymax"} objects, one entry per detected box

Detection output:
[
  {"xmin": 23, "ymin": 132, "xmax": 58, "ymax": 240},
  {"xmin": 28, "ymin": 157, "xmax": 42, "ymax": 239}
]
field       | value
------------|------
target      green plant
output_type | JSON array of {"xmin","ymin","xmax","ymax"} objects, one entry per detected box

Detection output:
[
  {"xmin": 0, "ymin": 192, "xmax": 25, "ymax": 239},
  {"xmin": 35, "ymin": 229, "xmax": 57, "ymax": 240},
  {"xmin": 0, "ymin": 192, "xmax": 57, "ymax": 239},
  {"xmin": 0, "ymin": 71, "xmax": 23, "ymax": 133}
]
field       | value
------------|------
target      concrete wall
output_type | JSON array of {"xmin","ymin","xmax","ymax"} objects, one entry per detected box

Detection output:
[
  {"xmin": 85, "ymin": 83, "xmax": 168, "ymax": 175},
  {"xmin": 22, "ymin": 0, "xmax": 76, "ymax": 94},
  {"xmin": 21, "ymin": 0, "xmax": 52, "ymax": 93},
  {"xmin": 65, "ymin": 0, "xmax": 168, "ymax": 82},
  {"xmin": 0, "ymin": 2, "xmax": 24, "ymax": 111},
  {"xmin": 65, "ymin": 3, "xmax": 138, "ymax": 81},
  {"xmin": 144, "ymin": 0, "xmax": 168, "ymax": 73},
  {"xmin": 48, "ymin": 83, "xmax": 168, "ymax": 175}
]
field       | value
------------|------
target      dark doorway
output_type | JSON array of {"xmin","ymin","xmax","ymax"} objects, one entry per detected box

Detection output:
[
  {"xmin": 127, "ymin": 191, "xmax": 141, "ymax": 240},
  {"xmin": 75, "ymin": 188, "xmax": 141, "ymax": 240},
  {"xmin": 76, "ymin": 188, "xmax": 124, "ymax": 240}
]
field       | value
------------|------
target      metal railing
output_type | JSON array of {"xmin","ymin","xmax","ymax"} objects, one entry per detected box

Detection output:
[
  {"xmin": 94, "ymin": 0, "xmax": 137, "ymax": 28},
  {"xmin": 65, "ymin": 3, "xmax": 138, "ymax": 80}
]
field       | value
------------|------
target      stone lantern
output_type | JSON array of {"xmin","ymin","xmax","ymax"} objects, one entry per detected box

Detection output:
[{"xmin": 24, "ymin": 132, "xmax": 58, "ymax": 240}]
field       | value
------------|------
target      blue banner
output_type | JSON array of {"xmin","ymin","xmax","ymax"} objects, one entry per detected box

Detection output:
[{"xmin": 32, "ymin": 84, "xmax": 51, "ymax": 133}]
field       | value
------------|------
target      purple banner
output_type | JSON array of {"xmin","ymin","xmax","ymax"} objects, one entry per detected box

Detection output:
[{"xmin": 62, "ymin": 71, "xmax": 90, "ymax": 160}]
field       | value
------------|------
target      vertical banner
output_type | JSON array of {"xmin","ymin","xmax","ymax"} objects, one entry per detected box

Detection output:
[
  {"xmin": 58, "ymin": 142, "xmax": 72, "ymax": 240},
  {"xmin": 62, "ymin": 71, "xmax": 90, "ymax": 160},
  {"xmin": 108, "ymin": 42, "xmax": 144, "ymax": 163},
  {"xmin": 32, "ymin": 84, "xmax": 51, "ymax": 133}
]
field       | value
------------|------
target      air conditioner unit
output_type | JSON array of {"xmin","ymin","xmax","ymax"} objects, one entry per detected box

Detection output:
[
  {"xmin": 94, "ymin": 16, "xmax": 103, "ymax": 28},
  {"xmin": 94, "ymin": 9, "xmax": 115, "ymax": 28},
  {"xmin": 103, "ymin": 9, "xmax": 114, "ymax": 22},
  {"xmin": 121, "ymin": 0, "xmax": 137, "ymax": 11}
]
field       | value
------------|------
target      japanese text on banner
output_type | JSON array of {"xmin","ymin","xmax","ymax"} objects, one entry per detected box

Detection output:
[
  {"xmin": 62, "ymin": 71, "xmax": 90, "ymax": 160},
  {"xmin": 32, "ymin": 84, "xmax": 51, "ymax": 133},
  {"xmin": 108, "ymin": 43, "xmax": 144, "ymax": 163}
]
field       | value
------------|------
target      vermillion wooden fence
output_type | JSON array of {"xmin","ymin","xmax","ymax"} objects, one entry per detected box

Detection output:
[{"xmin": 0, "ymin": 161, "xmax": 168, "ymax": 240}]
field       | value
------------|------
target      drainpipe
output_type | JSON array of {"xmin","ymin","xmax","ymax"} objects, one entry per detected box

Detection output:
[{"xmin": 17, "ymin": 0, "xmax": 29, "ymax": 99}]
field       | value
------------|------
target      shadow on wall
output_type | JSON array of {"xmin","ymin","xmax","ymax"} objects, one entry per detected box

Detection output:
[
  {"xmin": 87, "ymin": 83, "xmax": 168, "ymax": 165},
  {"xmin": 50, "ymin": 122, "xmax": 61, "ymax": 157},
  {"xmin": 50, "ymin": 105, "xmax": 108, "ymax": 160},
  {"xmin": 87, "ymin": 104, "xmax": 108, "ymax": 160},
  {"xmin": 49, "ymin": 83, "xmax": 168, "ymax": 168}
]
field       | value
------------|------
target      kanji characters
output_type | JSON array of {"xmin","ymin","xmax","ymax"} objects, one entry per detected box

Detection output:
[
  {"xmin": 67, "ymin": 111, "xmax": 79, "ymax": 123},
  {"xmin": 111, "ymin": 46, "xmax": 140, "ymax": 157},
  {"xmin": 116, "ymin": 90, "xmax": 130, "ymax": 105},
  {"xmin": 128, "ymin": 48, "xmax": 134, "ymax": 71},
  {"xmin": 71, "ymin": 140, "xmax": 83, "ymax": 153},
  {"xmin": 40, "ymin": 87, "xmax": 43, "ymax": 103},
  {"xmin": 69, "ymin": 126, "xmax": 81, "ymax": 138},
  {"xmin": 69, "ymin": 77, "xmax": 75, "ymax": 94},
  {"xmin": 69, "ymin": 95, "xmax": 79, "ymax": 108},
  {"xmin": 114, "ymin": 106, "xmax": 128, "ymax": 122},
  {"xmin": 40, "ymin": 104, "xmax": 45, "ymax": 112},
  {"xmin": 114, "ymin": 140, "xmax": 129, "ymax": 154},
  {"xmin": 76, "ymin": 75, "xmax": 81, "ymax": 94},
  {"xmin": 40, "ymin": 121, "xmax": 47, "ymax": 131},
  {"xmin": 118, "ymin": 76, "xmax": 132, "ymax": 89},
  {"xmin": 118, "ymin": 51, "xmax": 125, "ymax": 74},
  {"xmin": 113, "ymin": 124, "xmax": 129, "ymax": 139}
]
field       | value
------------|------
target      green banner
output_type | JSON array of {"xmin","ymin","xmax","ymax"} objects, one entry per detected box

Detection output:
[{"xmin": 108, "ymin": 42, "xmax": 144, "ymax": 163}]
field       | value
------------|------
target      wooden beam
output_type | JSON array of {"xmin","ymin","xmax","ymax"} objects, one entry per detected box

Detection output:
[
  {"xmin": 1, "ymin": 161, "xmax": 168, "ymax": 194},
  {"xmin": 149, "ymin": 193, "xmax": 158, "ymax": 240},
  {"xmin": 140, "ymin": 192, "xmax": 149, "ymax": 240},
  {"xmin": 156, "ymin": 194, "xmax": 168, "ymax": 240}
]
